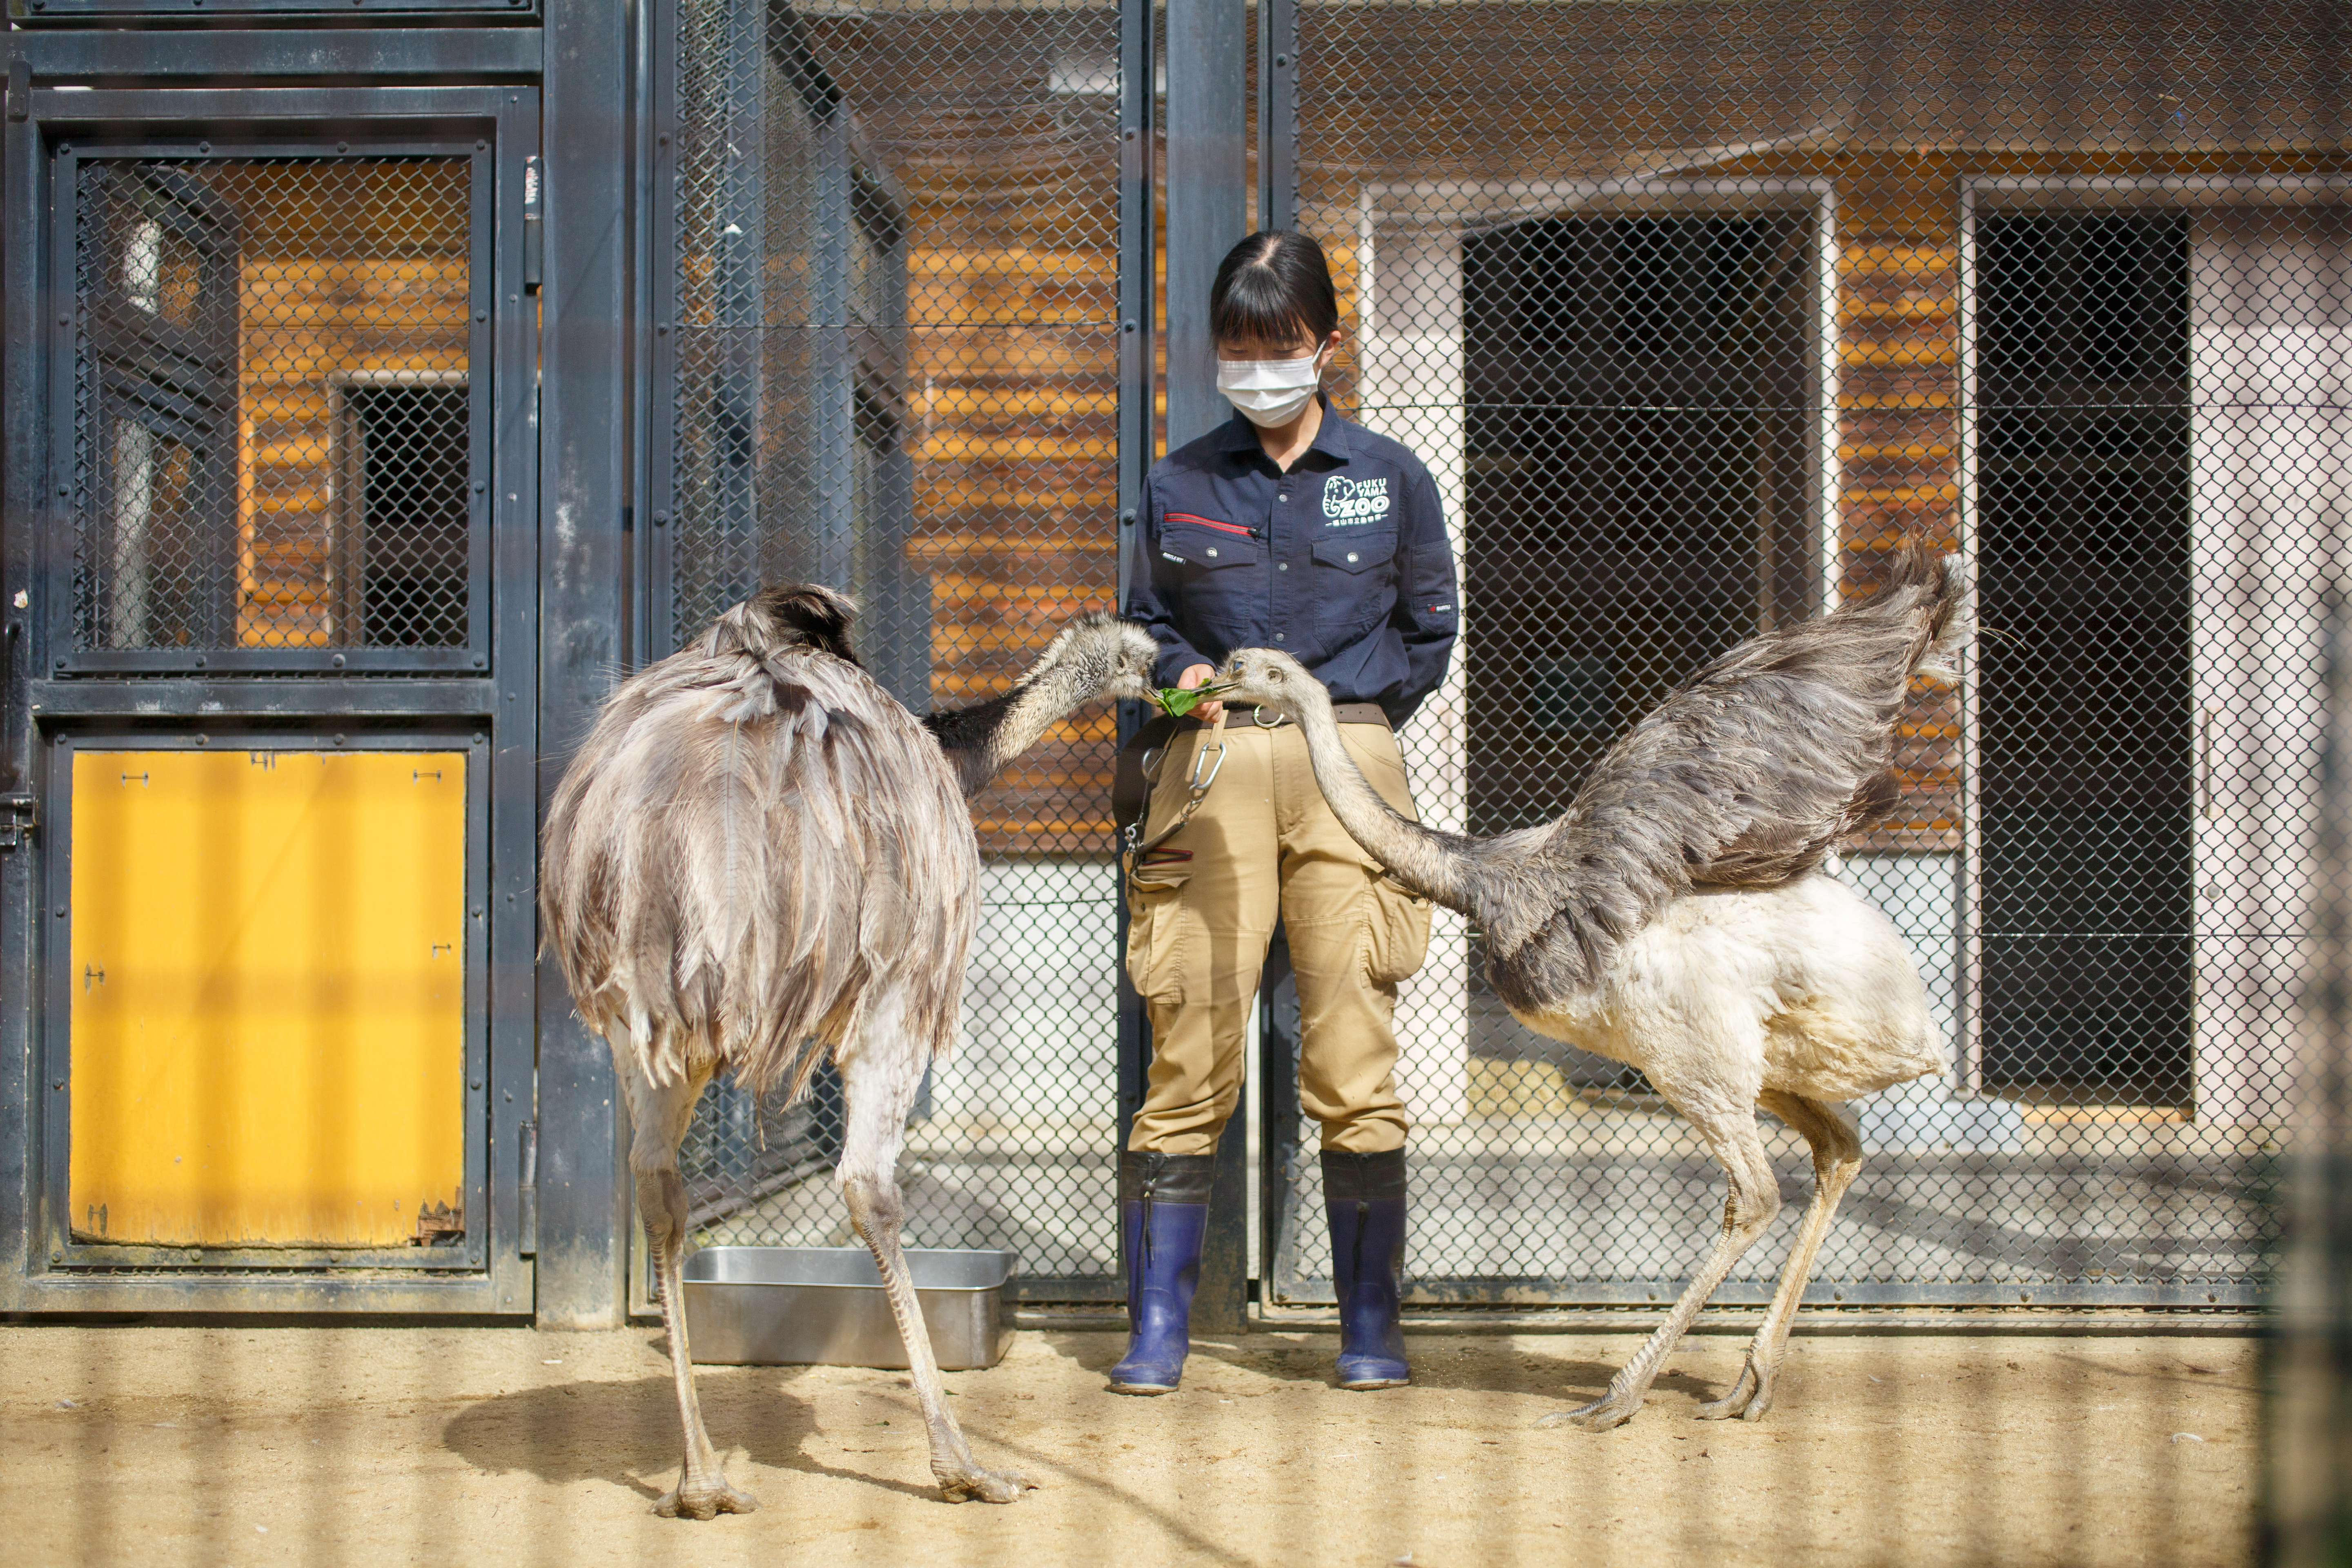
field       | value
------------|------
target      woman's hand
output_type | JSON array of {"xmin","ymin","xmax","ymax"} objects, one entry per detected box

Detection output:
[{"xmin": 1177, "ymin": 664, "xmax": 1225, "ymax": 724}]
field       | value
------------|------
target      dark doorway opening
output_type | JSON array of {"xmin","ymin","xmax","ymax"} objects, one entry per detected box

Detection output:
[
  {"xmin": 1459, "ymin": 208, "xmax": 1820, "ymax": 1082},
  {"xmin": 1974, "ymin": 211, "xmax": 2194, "ymax": 1104}
]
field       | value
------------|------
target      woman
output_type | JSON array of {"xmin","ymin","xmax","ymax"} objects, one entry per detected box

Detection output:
[{"xmin": 1115, "ymin": 230, "xmax": 1459, "ymax": 1393}]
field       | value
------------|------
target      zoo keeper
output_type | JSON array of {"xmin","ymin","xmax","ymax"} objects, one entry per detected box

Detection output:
[{"xmin": 1112, "ymin": 229, "xmax": 1460, "ymax": 1395}]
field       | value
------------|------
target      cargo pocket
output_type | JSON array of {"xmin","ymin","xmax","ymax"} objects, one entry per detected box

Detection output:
[
  {"xmin": 1125, "ymin": 858, "xmax": 1194, "ymax": 1002},
  {"xmin": 1363, "ymin": 870, "xmax": 1432, "ymax": 984}
]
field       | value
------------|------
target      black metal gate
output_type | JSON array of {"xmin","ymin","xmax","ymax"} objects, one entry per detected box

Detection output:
[{"xmin": 0, "ymin": 73, "xmax": 542, "ymax": 1315}]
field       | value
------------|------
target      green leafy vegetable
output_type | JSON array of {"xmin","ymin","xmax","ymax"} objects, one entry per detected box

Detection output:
[{"xmin": 1151, "ymin": 683, "xmax": 1232, "ymax": 719}]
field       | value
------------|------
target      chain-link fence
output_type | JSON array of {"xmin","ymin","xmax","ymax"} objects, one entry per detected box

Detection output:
[
  {"xmin": 653, "ymin": 0, "xmax": 2335, "ymax": 1314},
  {"xmin": 69, "ymin": 154, "xmax": 480, "ymax": 667},
  {"xmin": 660, "ymin": 0, "xmax": 1131, "ymax": 1296},
  {"xmin": 1267, "ymin": 0, "xmax": 2337, "ymax": 1308}
]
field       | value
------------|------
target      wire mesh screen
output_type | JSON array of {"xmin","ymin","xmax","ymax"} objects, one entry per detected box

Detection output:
[
  {"xmin": 1271, "ymin": 0, "xmax": 2341, "ymax": 1307},
  {"xmin": 662, "ymin": 0, "xmax": 1128, "ymax": 1293},
  {"xmin": 70, "ymin": 156, "xmax": 478, "ymax": 662}
]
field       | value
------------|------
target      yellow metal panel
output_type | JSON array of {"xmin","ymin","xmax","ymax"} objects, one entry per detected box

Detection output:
[{"xmin": 69, "ymin": 749, "xmax": 468, "ymax": 1248}]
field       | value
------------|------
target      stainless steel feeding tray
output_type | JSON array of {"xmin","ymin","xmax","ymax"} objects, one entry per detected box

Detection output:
[{"xmin": 681, "ymin": 1247, "xmax": 1018, "ymax": 1370}]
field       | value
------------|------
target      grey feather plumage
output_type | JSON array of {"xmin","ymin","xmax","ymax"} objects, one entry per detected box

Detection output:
[
  {"xmin": 1214, "ymin": 544, "xmax": 1974, "ymax": 1429},
  {"xmin": 1481, "ymin": 542, "xmax": 1968, "ymax": 1012},
  {"xmin": 1216, "ymin": 542, "xmax": 1973, "ymax": 1014},
  {"xmin": 541, "ymin": 583, "xmax": 977, "ymax": 1104},
  {"xmin": 537, "ymin": 582, "xmax": 1150, "ymax": 1515}
]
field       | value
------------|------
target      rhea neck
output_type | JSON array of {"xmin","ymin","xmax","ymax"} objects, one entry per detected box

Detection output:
[
  {"xmin": 1273, "ymin": 673, "xmax": 1479, "ymax": 918},
  {"xmin": 929, "ymin": 641, "xmax": 1108, "ymax": 797}
]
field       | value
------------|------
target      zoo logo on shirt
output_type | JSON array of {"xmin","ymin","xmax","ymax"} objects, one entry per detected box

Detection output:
[{"xmin": 1322, "ymin": 474, "xmax": 1391, "ymax": 524}]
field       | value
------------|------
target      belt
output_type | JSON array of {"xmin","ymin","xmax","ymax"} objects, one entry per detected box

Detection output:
[
  {"xmin": 1111, "ymin": 702, "xmax": 1391, "ymax": 851},
  {"xmin": 1190, "ymin": 701, "xmax": 1390, "ymax": 731}
]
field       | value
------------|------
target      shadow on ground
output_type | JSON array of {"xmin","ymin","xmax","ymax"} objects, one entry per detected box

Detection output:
[
  {"xmin": 437, "ymin": 1368, "xmax": 944, "ymax": 1503},
  {"xmin": 1034, "ymin": 1330, "xmax": 1716, "ymax": 1403}
]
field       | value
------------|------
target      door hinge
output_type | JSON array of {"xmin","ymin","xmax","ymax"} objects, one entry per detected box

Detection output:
[
  {"xmin": 518, "ymin": 1119, "xmax": 538, "ymax": 1257},
  {"xmin": 0, "ymin": 792, "xmax": 35, "ymax": 850}
]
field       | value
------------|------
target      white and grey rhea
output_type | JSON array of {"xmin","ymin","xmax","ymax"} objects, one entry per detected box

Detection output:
[
  {"xmin": 1215, "ymin": 543, "xmax": 1973, "ymax": 1430},
  {"xmin": 539, "ymin": 584, "xmax": 1152, "ymax": 1518}
]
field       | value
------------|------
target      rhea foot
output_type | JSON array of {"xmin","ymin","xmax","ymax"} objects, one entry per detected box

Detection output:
[
  {"xmin": 1536, "ymin": 1388, "xmax": 1644, "ymax": 1432},
  {"xmin": 654, "ymin": 1474, "xmax": 759, "ymax": 1519},
  {"xmin": 1694, "ymin": 1351, "xmax": 1775, "ymax": 1422},
  {"xmin": 936, "ymin": 1461, "xmax": 1035, "ymax": 1503}
]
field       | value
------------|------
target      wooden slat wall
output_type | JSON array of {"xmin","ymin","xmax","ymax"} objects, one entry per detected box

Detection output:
[{"xmin": 906, "ymin": 221, "xmax": 1123, "ymax": 854}]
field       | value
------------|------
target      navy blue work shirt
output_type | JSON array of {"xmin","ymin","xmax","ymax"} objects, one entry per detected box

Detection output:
[{"xmin": 1123, "ymin": 396, "xmax": 1460, "ymax": 726}]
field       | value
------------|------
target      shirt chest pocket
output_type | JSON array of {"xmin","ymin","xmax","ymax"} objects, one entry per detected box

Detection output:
[
  {"xmin": 1310, "ymin": 530, "xmax": 1395, "ymax": 575},
  {"xmin": 1160, "ymin": 513, "xmax": 1261, "ymax": 571}
]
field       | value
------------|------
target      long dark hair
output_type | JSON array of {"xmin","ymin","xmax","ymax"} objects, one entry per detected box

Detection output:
[{"xmin": 1209, "ymin": 230, "xmax": 1339, "ymax": 350}]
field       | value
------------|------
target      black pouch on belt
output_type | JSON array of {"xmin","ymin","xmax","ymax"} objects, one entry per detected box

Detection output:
[{"xmin": 1111, "ymin": 713, "xmax": 1182, "ymax": 843}]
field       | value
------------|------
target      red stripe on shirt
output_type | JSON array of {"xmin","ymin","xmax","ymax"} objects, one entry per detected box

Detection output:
[{"xmin": 1164, "ymin": 511, "xmax": 1253, "ymax": 537}]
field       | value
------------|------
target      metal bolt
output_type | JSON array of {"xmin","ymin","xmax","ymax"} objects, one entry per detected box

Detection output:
[
  {"xmin": 333, "ymin": 734, "xmax": 345, "ymax": 747},
  {"xmin": 331, "ymin": 653, "xmax": 345, "ymax": 669},
  {"xmin": 195, "ymin": 734, "xmax": 207, "ymax": 747}
]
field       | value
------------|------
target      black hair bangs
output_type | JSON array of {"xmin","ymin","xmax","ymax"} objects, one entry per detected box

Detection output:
[{"xmin": 1209, "ymin": 230, "xmax": 1340, "ymax": 350}]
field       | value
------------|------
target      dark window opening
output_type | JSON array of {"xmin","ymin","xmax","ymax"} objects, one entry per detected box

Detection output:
[{"xmin": 334, "ymin": 383, "xmax": 471, "ymax": 648}]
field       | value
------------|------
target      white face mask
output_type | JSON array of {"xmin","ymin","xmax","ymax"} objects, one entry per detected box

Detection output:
[{"xmin": 1216, "ymin": 352, "xmax": 1322, "ymax": 427}]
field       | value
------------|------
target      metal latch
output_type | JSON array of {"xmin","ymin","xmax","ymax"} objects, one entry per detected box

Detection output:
[
  {"xmin": 0, "ymin": 792, "xmax": 34, "ymax": 851},
  {"xmin": 521, "ymin": 154, "xmax": 543, "ymax": 294},
  {"xmin": 518, "ymin": 1120, "xmax": 538, "ymax": 1257}
]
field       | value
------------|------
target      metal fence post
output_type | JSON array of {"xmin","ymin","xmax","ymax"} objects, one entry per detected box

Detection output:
[
  {"xmin": 535, "ymin": 0, "xmax": 634, "ymax": 1328},
  {"xmin": 1113, "ymin": 0, "xmax": 1158, "ymax": 1176},
  {"xmin": 1162, "ymin": 0, "xmax": 1251, "ymax": 1332},
  {"xmin": 2268, "ymin": 585, "xmax": 2352, "ymax": 1563}
]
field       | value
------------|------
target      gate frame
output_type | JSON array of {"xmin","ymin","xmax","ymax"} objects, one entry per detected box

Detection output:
[{"xmin": 0, "ymin": 76, "xmax": 543, "ymax": 1315}]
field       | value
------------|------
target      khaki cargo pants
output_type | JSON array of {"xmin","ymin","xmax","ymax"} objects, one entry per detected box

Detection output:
[{"xmin": 1124, "ymin": 717, "xmax": 1432, "ymax": 1156}]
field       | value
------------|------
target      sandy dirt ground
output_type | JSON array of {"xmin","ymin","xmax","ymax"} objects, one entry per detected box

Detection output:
[{"xmin": 0, "ymin": 1323, "xmax": 2255, "ymax": 1567}]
